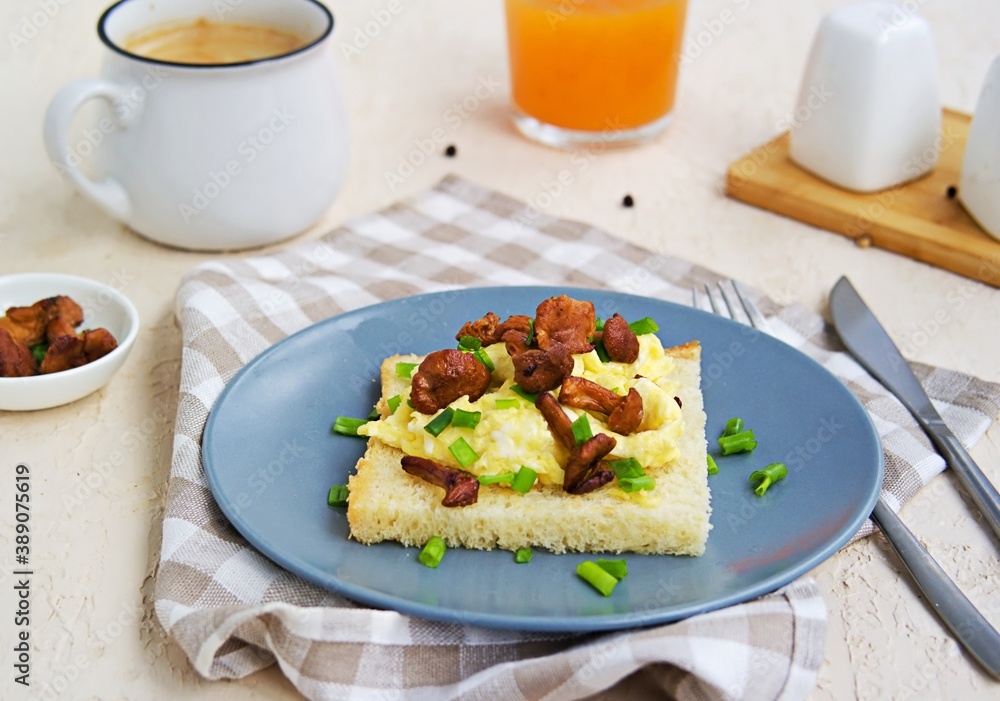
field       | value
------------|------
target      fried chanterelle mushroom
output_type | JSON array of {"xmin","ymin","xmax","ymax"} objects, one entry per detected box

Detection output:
[
  {"xmin": 401, "ymin": 456, "xmax": 479, "ymax": 507},
  {"xmin": 533, "ymin": 294, "xmax": 596, "ymax": 354},
  {"xmin": 503, "ymin": 329, "xmax": 573, "ymax": 394},
  {"xmin": 558, "ymin": 376, "xmax": 644, "ymax": 435},
  {"xmin": 410, "ymin": 348, "xmax": 492, "ymax": 414},
  {"xmin": 535, "ymin": 392, "xmax": 617, "ymax": 494},
  {"xmin": 599, "ymin": 313, "xmax": 640, "ymax": 363},
  {"xmin": 39, "ymin": 328, "xmax": 119, "ymax": 374},
  {"xmin": 0, "ymin": 328, "xmax": 38, "ymax": 378}
]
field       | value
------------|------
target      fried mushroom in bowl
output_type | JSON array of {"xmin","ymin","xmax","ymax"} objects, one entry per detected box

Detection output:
[{"xmin": 0, "ymin": 273, "xmax": 139, "ymax": 411}]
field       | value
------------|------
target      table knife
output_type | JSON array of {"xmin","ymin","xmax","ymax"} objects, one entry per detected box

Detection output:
[
  {"xmin": 871, "ymin": 499, "xmax": 1000, "ymax": 678},
  {"xmin": 829, "ymin": 276, "xmax": 1000, "ymax": 542},
  {"xmin": 830, "ymin": 276, "xmax": 1000, "ymax": 678}
]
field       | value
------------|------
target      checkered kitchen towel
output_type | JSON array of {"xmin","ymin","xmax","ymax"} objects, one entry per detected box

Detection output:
[{"xmin": 156, "ymin": 176, "xmax": 1000, "ymax": 701}]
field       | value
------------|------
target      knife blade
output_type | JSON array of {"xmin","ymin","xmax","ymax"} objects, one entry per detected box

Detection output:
[{"xmin": 829, "ymin": 275, "xmax": 1000, "ymax": 542}]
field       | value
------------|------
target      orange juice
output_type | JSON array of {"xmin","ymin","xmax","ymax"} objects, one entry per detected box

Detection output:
[{"xmin": 505, "ymin": 0, "xmax": 688, "ymax": 138}]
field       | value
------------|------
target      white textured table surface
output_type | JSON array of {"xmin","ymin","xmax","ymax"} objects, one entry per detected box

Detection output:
[{"xmin": 1, "ymin": 0, "xmax": 999, "ymax": 699}]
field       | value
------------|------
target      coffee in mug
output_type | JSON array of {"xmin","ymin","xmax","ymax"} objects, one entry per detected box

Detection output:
[
  {"xmin": 122, "ymin": 18, "xmax": 308, "ymax": 65},
  {"xmin": 43, "ymin": 0, "xmax": 348, "ymax": 252}
]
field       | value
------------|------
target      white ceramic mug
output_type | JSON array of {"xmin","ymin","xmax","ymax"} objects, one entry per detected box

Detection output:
[
  {"xmin": 959, "ymin": 55, "xmax": 1000, "ymax": 242},
  {"xmin": 788, "ymin": 1, "xmax": 941, "ymax": 193},
  {"xmin": 44, "ymin": 0, "xmax": 348, "ymax": 251}
]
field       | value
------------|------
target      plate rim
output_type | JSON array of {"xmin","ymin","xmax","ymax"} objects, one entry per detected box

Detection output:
[{"xmin": 202, "ymin": 285, "xmax": 883, "ymax": 631}]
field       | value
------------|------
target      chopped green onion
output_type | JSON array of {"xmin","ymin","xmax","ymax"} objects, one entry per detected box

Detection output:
[
  {"xmin": 387, "ymin": 395, "xmax": 402, "ymax": 414},
  {"xmin": 30, "ymin": 344, "xmax": 47, "ymax": 364},
  {"xmin": 593, "ymin": 340, "xmax": 611, "ymax": 363},
  {"xmin": 458, "ymin": 335, "xmax": 482, "ymax": 350},
  {"xmin": 448, "ymin": 437, "xmax": 479, "ymax": 468},
  {"xmin": 510, "ymin": 466, "xmax": 538, "ymax": 494},
  {"xmin": 418, "ymin": 536, "xmax": 447, "ymax": 568},
  {"xmin": 407, "ymin": 398, "xmax": 415, "ymax": 409},
  {"xmin": 628, "ymin": 317, "xmax": 659, "ymax": 335},
  {"xmin": 594, "ymin": 317, "xmax": 605, "ymax": 332},
  {"xmin": 367, "ymin": 405, "xmax": 380, "ymax": 421},
  {"xmin": 424, "ymin": 408, "xmax": 454, "ymax": 436},
  {"xmin": 473, "ymin": 347, "xmax": 495, "ymax": 371},
  {"xmin": 719, "ymin": 429, "xmax": 757, "ymax": 455},
  {"xmin": 596, "ymin": 558, "xmax": 628, "ymax": 580},
  {"xmin": 332, "ymin": 416, "xmax": 368, "ymax": 436},
  {"xmin": 707, "ymin": 454, "xmax": 719, "ymax": 475},
  {"xmin": 571, "ymin": 413, "xmax": 593, "ymax": 445},
  {"xmin": 525, "ymin": 318, "xmax": 535, "ymax": 346},
  {"xmin": 749, "ymin": 462, "xmax": 788, "ymax": 496},
  {"xmin": 477, "ymin": 471, "xmax": 515, "ymax": 485},
  {"xmin": 576, "ymin": 561, "xmax": 619, "ymax": 596},
  {"xmin": 327, "ymin": 484, "xmax": 349, "ymax": 507},
  {"xmin": 395, "ymin": 361, "xmax": 418, "ymax": 378},
  {"xmin": 619, "ymin": 475, "xmax": 655, "ymax": 492},
  {"xmin": 451, "ymin": 408, "xmax": 481, "ymax": 429},
  {"xmin": 609, "ymin": 457, "xmax": 643, "ymax": 479},
  {"xmin": 610, "ymin": 458, "xmax": 655, "ymax": 493},
  {"xmin": 495, "ymin": 398, "xmax": 521, "ymax": 410},
  {"xmin": 511, "ymin": 384, "xmax": 539, "ymax": 403},
  {"xmin": 514, "ymin": 547, "xmax": 533, "ymax": 564},
  {"xmin": 722, "ymin": 417, "xmax": 744, "ymax": 437}
]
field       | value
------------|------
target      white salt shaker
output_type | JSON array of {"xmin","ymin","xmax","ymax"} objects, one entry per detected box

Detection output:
[
  {"xmin": 959, "ymin": 55, "xmax": 1000, "ymax": 241},
  {"xmin": 788, "ymin": 1, "xmax": 941, "ymax": 192}
]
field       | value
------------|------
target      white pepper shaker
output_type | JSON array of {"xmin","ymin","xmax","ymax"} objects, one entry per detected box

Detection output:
[
  {"xmin": 959, "ymin": 55, "xmax": 1000, "ymax": 241},
  {"xmin": 789, "ymin": 1, "xmax": 941, "ymax": 193}
]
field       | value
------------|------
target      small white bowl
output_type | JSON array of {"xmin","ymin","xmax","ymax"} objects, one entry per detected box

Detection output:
[{"xmin": 0, "ymin": 273, "xmax": 140, "ymax": 411}]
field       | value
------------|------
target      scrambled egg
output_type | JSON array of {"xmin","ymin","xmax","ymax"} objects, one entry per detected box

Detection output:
[{"xmin": 359, "ymin": 334, "xmax": 684, "ymax": 487}]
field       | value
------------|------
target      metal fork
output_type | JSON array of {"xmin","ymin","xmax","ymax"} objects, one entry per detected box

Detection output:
[
  {"xmin": 694, "ymin": 280, "xmax": 1000, "ymax": 679},
  {"xmin": 691, "ymin": 280, "xmax": 768, "ymax": 327}
]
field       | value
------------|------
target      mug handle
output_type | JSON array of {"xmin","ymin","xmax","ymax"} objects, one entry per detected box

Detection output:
[{"xmin": 43, "ymin": 79, "xmax": 138, "ymax": 221}]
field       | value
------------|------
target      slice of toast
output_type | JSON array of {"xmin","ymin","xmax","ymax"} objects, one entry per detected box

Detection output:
[{"xmin": 346, "ymin": 342, "xmax": 711, "ymax": 556}]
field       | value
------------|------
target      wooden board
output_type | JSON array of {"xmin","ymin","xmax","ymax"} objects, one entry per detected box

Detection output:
[{"xmin": 725, "ymin": 109, "xmax": 1000, "ymax": 288}]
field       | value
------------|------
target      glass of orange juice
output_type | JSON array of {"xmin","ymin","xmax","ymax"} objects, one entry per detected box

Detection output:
[{"xmin": 504, "ymin": 0, "xmax": 689, "ymax": 148}]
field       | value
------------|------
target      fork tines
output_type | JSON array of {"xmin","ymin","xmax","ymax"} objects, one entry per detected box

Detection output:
[{"xmin": 692, "ymin": 280, "xmax": 770, "ymax": 332}]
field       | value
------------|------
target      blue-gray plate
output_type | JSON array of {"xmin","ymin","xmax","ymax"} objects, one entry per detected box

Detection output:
[{"xmin": 202, "ymin": 286, "xmax": 882, "ymax": 632}]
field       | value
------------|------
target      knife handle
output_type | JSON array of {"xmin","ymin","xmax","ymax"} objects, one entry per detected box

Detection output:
[
  {"xmin": 872, "ymin": 499, "xmax": 1000, "ymax": 679},
  {"xmin": 922, "ymin": 416, "xmax": 1000, "ymax": 543}
]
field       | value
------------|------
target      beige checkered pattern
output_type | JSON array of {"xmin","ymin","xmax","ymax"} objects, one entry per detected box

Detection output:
[{"xmin": 155, "ymin": 176, "xmax": 1000, "ymax": 700}]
